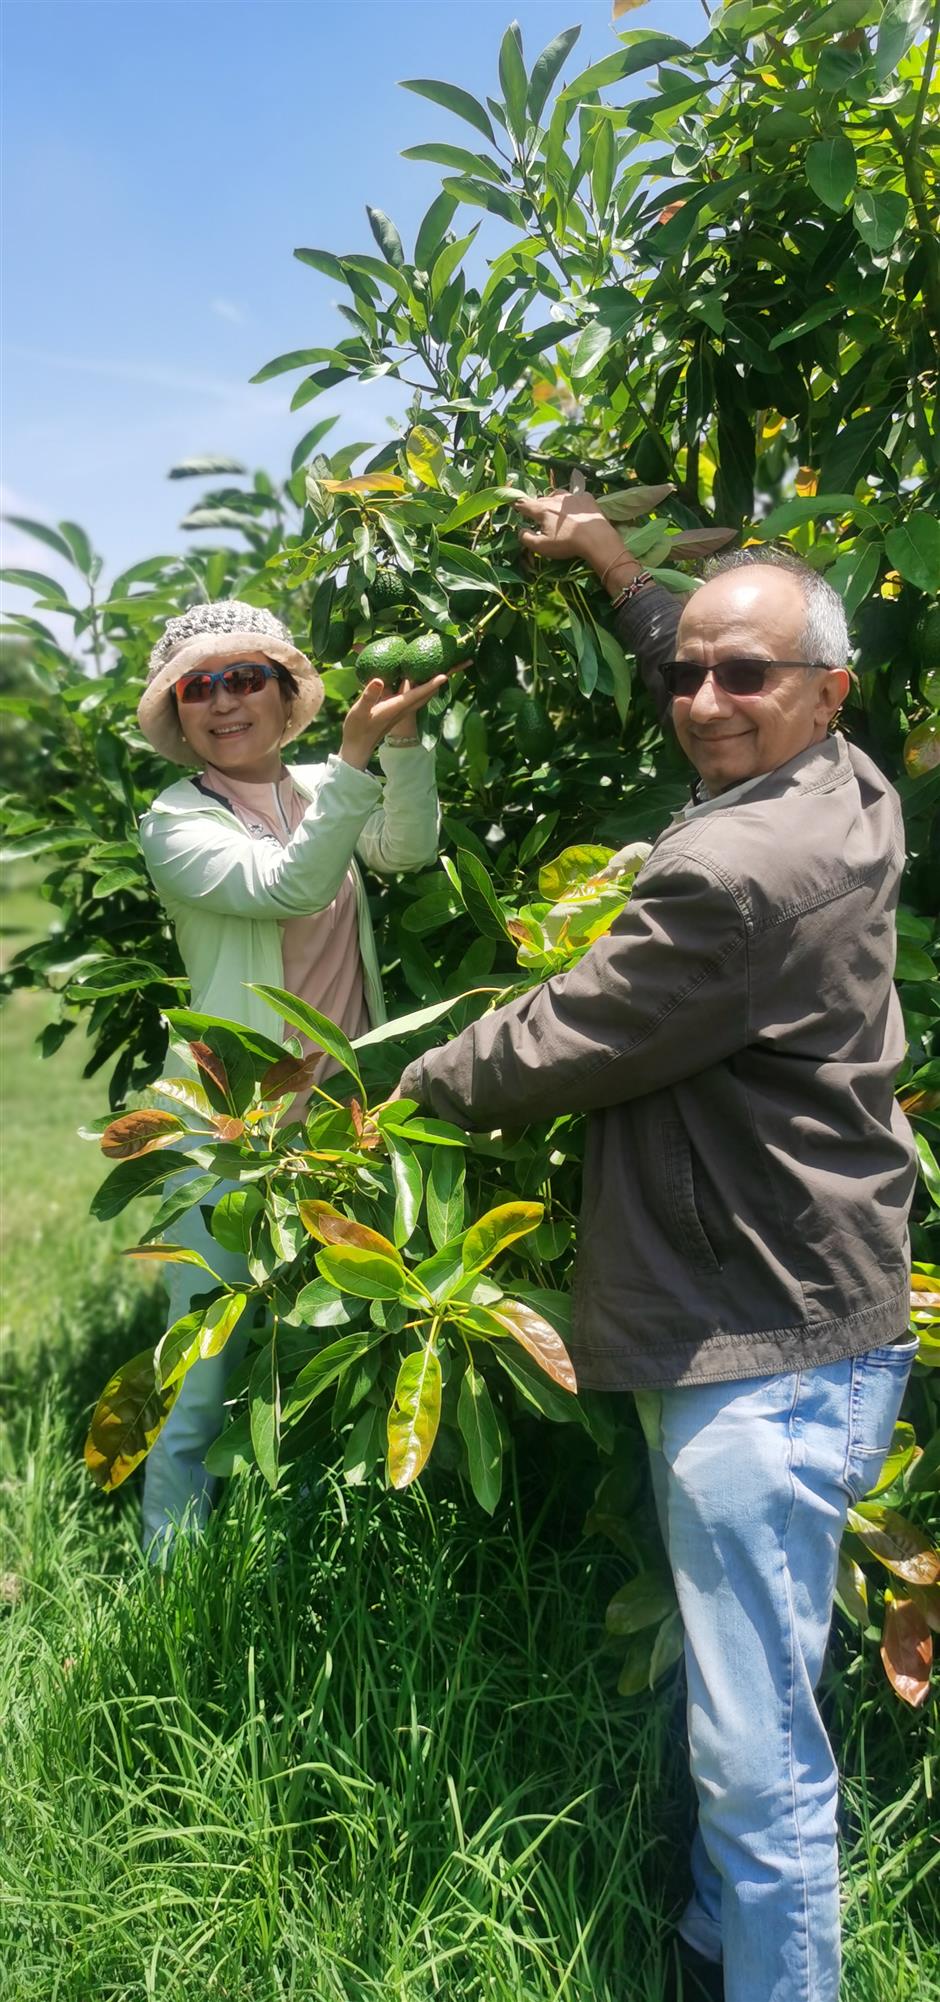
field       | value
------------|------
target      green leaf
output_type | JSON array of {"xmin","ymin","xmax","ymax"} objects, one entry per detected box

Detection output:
[
  {"xmin": 387, "ymin": 1342, "xmax": 442, "ymax": 1488},
  {"xmin": 875, "ymin": 0, "xmax": 930, "ymax": 82},
  {"xmin": 204, "ymin": 1410, "xmax": 254, "ymax": 1478},
  {"xmin": 316, "ymin": 1245, "xmax": 408, "ymax": 1301},
  {"xmin": 852, "ymin": 189, "xmax": 908, "ymax": 253},
  {"xmin": 430, "ymin": 229, "xmax": 478, "ymax": 304},
  {"xmin": 895, "ymin": 941, "xmax": 937, "ymax": 983},
  {"xmin": 342, "ymin": 254, "xmax": 415, "ymax": 306},
  {"xmin": 457, "ymin": 1362, "xmax": 503, "ymax": 1512},
  {"xmin": 442, "ymin": 176, "xmax": 526, "ymax": 228},
  {"xmin": 570, "ymin": 320, "xmax": 614, "ymax": 379},
  {"xmin": 451, "ymin": 848, "xmax": 512, "ymax": 942},
  {"xmin": 401, "ymin": 142, "xmax": 506, "ymax": 184},
  {"xmin": 805, "ymin": 136, "xmax": 857, "ymax": 212},
  {"xmin": 284, "ymin": 1330, "xmax": 385, "ymax": 1422},
  {"xmin": 210, "ymin": 1187, "xmax": 264, "ymax": 1257},
  {"xmin": 353, "ymin": 988, "xmax": 499, "ymax": 1049},
  {"xmin": 437, "ymin": 486, "xmax": 517, "ymax": 533},
  {"xmin": 250, "ymin": 348, "xmax": 342, "ymax": 384},
  {"xmin": 143, "ymin": 1173, "xmax": 220, "ymax": 1243},
  {"xmin": 366, "ymin": 206, "xmax": 406, "ymax": 269},
  {"xmin": 462, "ymin": 1201, "xmax": 544, "ymax": 1273},
  {"xmin": 488, "ymin": 1338, "xmax": 582, "ymax": 1425},
  {"xmin": 560, "ymin": 33, "xmax": 689, "ymax": 101},
  {"xmin": 290, "ymin": 416, "xmax": 340, "ymax": 474},
  {"xmin": 885, "ymin": 514, "xmax": 940, "ymax": 595},
  {"xmin": 414, "ymin": 190, "xmax": 458, "ymax": 271},
  {"xmin": 427, "ymin": 1147, "xmax": 466, "ymax": 1250},
  {"xmin": 59, "ymin": 521, "xmax": 94, "ymax": 577},
  {"xmin": 343, "ymin": 1402, "xmax": 387, "ymax": 1485},
  {"xmin": 293, "ymin": 245, "xmax": 346, "ymax": 281},
  {"xmin": 405, "ymin": 424, "xmax": 446, "ymax": 488},
  {"xmin": 527, "ymin": 23, "xmax": 581, "ymax": 122},
  {"xmin": 399, "ymin": 77, "xmax": 496, "ymax": 143},
  {"xmin": 498, "ymin": 22, "xmax": 529, "ymax": 141},
  {"xmin": 914, "ymin": 1130, "xmax": 940, "ymax": 1209},
  {"xmin": 91, "ymin": 1151, "xmax": 196, "ymax": 1222},
  {"xmin": 2, "ymin": 515, "xmax": 75, "ymax": 562},
  {"xmin": 250, "ymin": 985, "xmax": 362, "ymax": 1085},
  {"xmin": 605, "ymin": 1571, "xmax": 677, "ymax": 1637},
  {"xmin": 387, "ymin": 1133, "xmax": 424, "ymax": 1248},
  {"xmin": 0, "ymin": 568, "xmax": 70, "ymax": 605},
  {"xmin": 249, "ymin": 1337, "xmax": 281, "ymax": 1490},
  {"xmin": 755, "ymin": 494, "xmax": 863, "ymax": 537},
  {"xmin": 835, "ymin": 540, "xmax": 882, "ymax": 621},
  {"xmin": 768, "ymin": 299, "xmax": 842, "ymax": 350}
]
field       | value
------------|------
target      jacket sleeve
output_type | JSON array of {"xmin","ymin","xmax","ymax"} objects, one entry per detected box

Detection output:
[
  {"xmin": 399, "ymin": 851, "xmax": 749, "ymax": 1128},
  {"xmin": 140, "ymin": 754, "xmax": 384, "ymax": 918},
  {"xmin": 355, "ymin": 741, "xmax": 440, "ymax": 875},
  {"xmin": 612, "ymin": 583, "xmax": 683, "ymax": 725}
]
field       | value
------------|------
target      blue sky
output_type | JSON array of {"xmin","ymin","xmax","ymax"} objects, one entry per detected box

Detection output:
[{"xmin": 3, "ymin": 0, "xmax": 704, "ymax": 598}]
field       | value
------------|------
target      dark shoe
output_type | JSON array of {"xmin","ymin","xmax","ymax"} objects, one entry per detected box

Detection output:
[{"xmin": 661, "ymin": 1942, "xmax": 725, "ymax": 2001}]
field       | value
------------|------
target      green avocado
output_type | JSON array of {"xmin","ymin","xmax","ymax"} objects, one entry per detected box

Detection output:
[
  {"xmin": 356, "ymin": 635, "xmax": 410, "ymax": 683},
  {"xmin": 401, "ymin": 631, "xmax": 462, "ymax": 682},
  {"xmin": 368, "ymin": 568, "xmax": 408, "ymax": 612},
  {"xmin": 321, "ymin": 613, "xmax": 353, "ymax": 661},
  {"xmin": 514, "ymin": 695, "xmax": 554, "ymax": 764}
]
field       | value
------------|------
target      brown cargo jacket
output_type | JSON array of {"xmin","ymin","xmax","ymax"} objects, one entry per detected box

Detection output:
[{"xmin": 400, "ymin": 592, "xmax": 917, "ymax": 1389}]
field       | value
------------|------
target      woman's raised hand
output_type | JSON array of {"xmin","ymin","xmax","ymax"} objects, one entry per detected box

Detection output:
[{"xmin": 340, "ymin": 672, "xmax": 452, "ymax": 770}]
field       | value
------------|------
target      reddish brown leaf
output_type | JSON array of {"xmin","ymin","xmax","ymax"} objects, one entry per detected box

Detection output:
[
  {"xmin": 259, "ymin": 1050, "xmax": 321, "ymax": 1100},
  {"xmin": 100, "ymin": 1109, "xmax": 185, "ymax": 1160},
  {"xmin": 899, "ymin": 1088, "xmax": 940, "ymax": 1117},
  {"xmin": 658, "ymin": 200, "xmax": 686, "ymax": 224},
  {"xmin": 210, "ymin": 1115, "xmax": 245, "ymax": 1142},
  {"xmin": 909, "ymin": 1584, "xmax": 940, "ymax": 1635},
  {"xmin": 489, "ymin": 1298, "xmax": 578, "ymax": 1392},
  {"xmin": 880, "ymin": 1596, "xmax": 932, "ymax": 1709},
  {"xmin": 348, "ymin": 1096, "xmax": 382, "ymax": 1150},
  {"xmin": 298, "ymin": 1200, "xmax": 399, "ymax": 1260},
  {"xmin": 189, "ymin": 1040, "xmax": 229, "ymax": 1097}
]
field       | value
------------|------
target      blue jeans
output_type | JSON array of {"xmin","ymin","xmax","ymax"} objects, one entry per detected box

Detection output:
[
  {"xmin": 640, "ymin": 1338, "xmax": 917, "ymax": 2002},
  {"xmin": 142, "ymin": 1175, "xmax": 250, "ymax": 1555}
]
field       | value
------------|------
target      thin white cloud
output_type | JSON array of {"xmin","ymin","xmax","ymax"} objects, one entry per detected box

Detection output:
[
  {"xmin": 3, "ymin": 343, "xmax": 263, "ymax": 404},
  {"xmin": 211, "ymin": 298, "xmax": 246, "ymax": 326}
]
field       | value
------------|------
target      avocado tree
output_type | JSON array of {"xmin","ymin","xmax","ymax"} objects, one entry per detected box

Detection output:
[{"xmin": 2, "ymin": 0, "xmax": 938, "ymax": 1701}]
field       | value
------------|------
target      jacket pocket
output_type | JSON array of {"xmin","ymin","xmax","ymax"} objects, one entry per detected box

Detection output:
[{"xmin": 660, "ymin": 1101, "xmax": 723, "ymax": 1276}]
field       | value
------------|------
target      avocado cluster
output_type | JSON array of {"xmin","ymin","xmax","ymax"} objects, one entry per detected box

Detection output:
[{"xmin": 355, "ymin": 630, "xmax": 463, "ymax": 686}]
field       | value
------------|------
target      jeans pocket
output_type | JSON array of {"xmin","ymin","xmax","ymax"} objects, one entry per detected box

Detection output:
[{"xmin": 843, "ymin": 1339, "xmax": 918, "ymax": 1502}]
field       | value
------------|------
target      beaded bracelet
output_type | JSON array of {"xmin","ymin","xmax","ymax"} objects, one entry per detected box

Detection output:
[
  {"xmin": 609, "ymin": 569, "xmax": 653, "ymax": 612},
  {"xmin": 384, "ymin": 735, "xmax": 421, "ymax": 749}
]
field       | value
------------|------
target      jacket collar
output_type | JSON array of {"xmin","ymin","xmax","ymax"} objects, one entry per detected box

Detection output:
[{"xmin": 146, "ymin": 761, "xmax": 323, "ymax": 818}]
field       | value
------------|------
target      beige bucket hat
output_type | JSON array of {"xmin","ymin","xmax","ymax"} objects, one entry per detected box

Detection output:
[{"xmin": 138, "ymin": 600, "xmax": 324, "ymax": 766}]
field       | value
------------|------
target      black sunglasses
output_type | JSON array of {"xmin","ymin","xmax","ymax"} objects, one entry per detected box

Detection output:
[{"xmin": 662, "ymin": 658, "xmax": 823, "ymax": 700}]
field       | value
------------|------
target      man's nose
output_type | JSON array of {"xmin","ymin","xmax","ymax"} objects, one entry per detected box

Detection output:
[{"xmin": 688, "ymin": 669, "xmax": 735, "ymax": 721}]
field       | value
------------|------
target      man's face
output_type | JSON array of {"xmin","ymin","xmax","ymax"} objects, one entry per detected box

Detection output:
[{"xmin": 671, "ymin": 568, "xmax": 850, "ymax": 796}]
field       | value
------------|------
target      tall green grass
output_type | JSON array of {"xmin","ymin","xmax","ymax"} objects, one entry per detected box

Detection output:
[{"xmin": 1, "ymin": 1370, "xmax": 937, "ymax": 2002}]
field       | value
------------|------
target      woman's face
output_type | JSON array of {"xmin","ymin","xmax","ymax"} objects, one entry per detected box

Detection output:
[{"xmin": 176, "ymin": 649, "xmax": 292, "ymax": 779}]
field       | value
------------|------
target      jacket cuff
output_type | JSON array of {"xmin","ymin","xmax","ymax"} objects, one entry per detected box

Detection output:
[
  {"xmin": 320, "ymin": 750, "xmax": 383, "ymax": 801},
  {"xmin": 377, "ymin": 740, "xmax": 437, "ymax": 781},
  {"xmin": 399, "ymin": 1056, "xmax": 428, "ymax": 1104}
]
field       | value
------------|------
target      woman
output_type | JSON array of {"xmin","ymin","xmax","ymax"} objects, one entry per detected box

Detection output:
[{"xmin": 136, "ymin": 598, "xmax": 445, "ymax": 1552}]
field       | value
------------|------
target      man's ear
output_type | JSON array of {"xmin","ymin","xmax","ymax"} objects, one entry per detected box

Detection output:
[{"xmin": 818, "ymin": 667, "xmax": 851, "ymax": 726}]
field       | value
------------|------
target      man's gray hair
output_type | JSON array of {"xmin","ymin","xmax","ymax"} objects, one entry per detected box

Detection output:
[{"xmin": 703, "ymin": 546, "xmax": 849, "ymax": 668}]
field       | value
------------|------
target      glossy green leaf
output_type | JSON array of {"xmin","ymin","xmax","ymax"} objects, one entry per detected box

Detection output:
[
  {"xmin": 559, "ymin": 33, "xmax": 689, "ymax": 101},
  {"xmin": 316, "ymin": 1245, "xmax": 408, "ymax": 1300},
  {"xmin": 284, "ymin": 1330, "xmax": 385, "ymax": 1422},
  {"xmin": 527, "ymin": 23, "xmax": 581, "ymax": 122},
  {"xmin": 570, "ymin": 320, "xmax": 614, "ymax": 380},
  {"xmin": 387, "ymin": 1132, "xmax": 424, "ymax": 1247},
  {"xmin": 462, "ymin": 1201, "xmax": 544, "ymax": 1273},
  {"xmin": 805, "ymin": 136, "xmax": 856, "ymax": 212},
  {"xmin": 366, "ymin": 205, "xmax": 405, "ymax": 268},
  {"xmin": 875, "ymin": 0, "xmax": 930, "ymax": 81},
  {"xmin": 90, "ymin": 1151, "xmax": 196, "ymax": 1222},
  {"xmin": 885, "ymin": 514, "xmax": 940, "ymax": 595},
  {"xmin": 414, "ymin": 190, "xmax": 458, "ymax": 271},
  {"xmin": 498, "ymin": 22, "xmax": 528, "ymax": 140},
  {"xmin": 387, "ymin": 1342, "xmax": 442, "ymax": 1488},
  {"xmin": 914, "ymin": 1131, "xmax": 940, "ymax": 1208},
  {"xmin": 605, "ymin": 1570, "xmax": 677, "ymax": 1638},
  {"xmin": 427, "ymin": 1147, "xmax": 466, "ymax": 1250},
  {"xmin": 250, "ymin": 985, "xmax": 362, "ymax": 1085},
  {"xmin": 401, "ymin": 142, "xmax": 506, "ymax": 184},
  {"xmin": 852, "ymin": 189, "xmax": 908, "ymax": 253},
  {"xmin": 249, "ymin": 1337, "xmax": 281, "ymax": 1490},
  {"xmin": 399, "ymin": 77, "xmax": 496, "ymax": 143},
  {"xmin": 457, "ymin": 1361, "xmax": 503, "ymax": 1512}
]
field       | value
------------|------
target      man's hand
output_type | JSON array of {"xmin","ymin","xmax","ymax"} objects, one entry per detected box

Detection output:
[
  {"xmin": 511, "ymin": 489, "xmax": 644, "ymax": 598},
  {"xmin": 340, "ymin": 673, "xmax": 452, "ymax": 770}
]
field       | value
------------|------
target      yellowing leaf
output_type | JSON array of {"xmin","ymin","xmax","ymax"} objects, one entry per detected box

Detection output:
[
  {"xmin": 761, "ymin": 413, "xmax": 785, "ymax": 441},
  {"xmin": 880, "ymin": 571, "xmax": 902, "ymax": 599},
  {"xmin": 795, "ymin": 467, "xmax": 818, "ymax": 497},
  {"xmin": 299, "ymin": 1200, "xmax": 400, "ymax": 1260},
  {"xmin": 881, "ymin": 1596, "xmax": 932, "ymax": 1709},
  {"xmin": 405, "ymin": 425, "xmax": 445, "ymax": 489},
  {"xmin": 84, "ymin": 1348, "xmax": 180, "ymax": 1491},
  {"xmin": 321, "ymin": 474, "xmax": 407, "ymax": 495},
  {"xmin": 461, "ymin": 1201, "xmax": 544, "ymax": 1273},
  {"xmin": 612, "ymin": 0, "xmax": 649, "ymax": 15},
  {"xmin": 387, "ymin": 1343, "xmax": 442, "ymax": 1488},
  {"xmin": 848, "ymin": 1504, "xmax": 940, "ymax": 1587}
]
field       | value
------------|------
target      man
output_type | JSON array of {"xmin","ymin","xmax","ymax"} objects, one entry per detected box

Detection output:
[{"xmin": 398, "ymin": 489, "xmax": 919, "ymax": 2002}]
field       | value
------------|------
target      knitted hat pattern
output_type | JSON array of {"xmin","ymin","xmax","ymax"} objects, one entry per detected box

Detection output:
[
  {"xmin": 138, "ymin": 598, "xmax": 324, "ymax": 765},
  {"xmin": 147, "ymin": 600, "xmax": 297, "ymax": 681}
]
